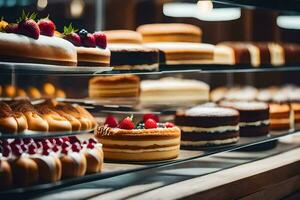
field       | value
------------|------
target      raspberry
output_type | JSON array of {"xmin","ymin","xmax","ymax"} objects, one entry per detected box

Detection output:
[
  {"xmin": 118, "ymin": 117, "xmax": 135, "ymax": 130},
  {"xmin": 104, "ymin": 115, "xmax": 118, "ymax": 128},
  {"xmin": 145, "ymin": 119, "xmax": 158, "ymax": 129},
  {"xmin": 165, "ymin": 122, "xmax": 174, "ymax": 128},
  {"xmin": 143, "ymin": 114, "xmax": 159, "ymax": 123}
]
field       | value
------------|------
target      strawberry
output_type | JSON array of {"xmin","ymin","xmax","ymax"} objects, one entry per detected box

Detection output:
[
  {"xmin": 93, "ymin": 32, "xmax": 107, "ymax": 49},
  {"xmin": 17, "ymin": 11, "xmax": 40, "ymax": 39},
  {"xmin": 79, "ymin": 29, "xmax": 96, "ymax": 47},
  {"xmin": 62, "ymin": 23, "xmax": 81, "ymax": 46},
  {"xmin": 143, "ymin": 114, "xmax": 159, "ymax": 123},
  {"xmin": 118, "ymin": 116, "xmax": 135, "ymax": 130},
  {"xmin": 5, "ymin": 23, "xmax": 19, "ymax": 33},
  {"xmin": 165, "ymin": 122, "xmax": 174, "ymax": 128},
  {"xmin": 145, "ymin": 119, "xmax": 158, "ymax": 129},
  {"xmin": 38, "ymin": 17, "xmax": 55, "ymax": 37},
  {"xmin": 104, "ymin": 115, "xmax": 118, "ymax": 128}
]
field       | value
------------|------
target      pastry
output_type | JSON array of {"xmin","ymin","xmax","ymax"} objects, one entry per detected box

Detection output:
[
  {"xmin": 3, "ymin": 85, "xmax": 16, "ymax": 98},
  {"xmin": 89, "ymin": 75, "xmax": 140, "ymax": 98},
  {"xmin": 175, "ymin": 106, "xmax": 240, "ymax": 147},
  {"xmin": 73, "ymin": 104, "xmax": 97, "ymax": 129},
  {"xmin": 219, "ymin": 101, "xmax": 269, "ymax": 137},
  {"xmin": 108, "ymin": 43, "xmax": 159, "ymax": 71},
  {"xmin": 269, "ymin": 103, "xmax": 292, "ymax": 130},
  {"xmin": 137, "ymin": 23, "xmax": 202, "ymax": 43},
  {"xmin": 95, "ymin": 115, "xmax": 180, "ymax": 161},
  {"xmin": 43, "ymin": 83, "xmax": 56, "ymax": 97},
  {"xmin": 140, "ymin": 77, "xmax": 209, "ymax": 104},
  {"xmin": 0, "ymin": 159, "xmax": 13, "ymax": 189},
  {"xmin": 76, "ymin": 47, "xmax": 111, "ymax": 66},
  {"xmin": 82, "ymin": 139, "xmax": 103, "ymax": 173},
  {"xmin": 16, "ymin": 88, "xmax": 27, "ymax": 97},
  {"xmin": 0, "ymin": 102, "xmax": 18, "ymax": 133},
  {"xmin": 145, "ymin": 42, "xmax": 215, "ymax": 65},
  {"xmin": 103, "ymin": 30, "xmax": 143, "ymax": 44},
  {"xmin": 27, "ymin": 86, "xmax": 42, "ymax": 99}
]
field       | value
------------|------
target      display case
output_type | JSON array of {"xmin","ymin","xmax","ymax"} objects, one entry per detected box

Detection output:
[{"xmin": 1, "ymin": 0, "xmax": 300, "ymax": 199}]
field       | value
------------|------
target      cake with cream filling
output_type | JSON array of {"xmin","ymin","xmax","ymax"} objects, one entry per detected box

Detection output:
[
  {"xmin": 219, "ymin": 101, "xmax": 269, "ymax": 137},
  {"xmin": 108, "ymin": 43, "xmax": 159, "ymax": 71},
  {"xmin": 103, "ymin": 30, "xmax": 143, "ymax": 44},
  {"xmin": 269, "ymin": 103, "xmax": 292, "ymax": 130},
  {"xmin": 175, "ymin": 106, "xmax": 240, "ymax": 147},
  {"xmin": 89, "ymin": 75, "xmax": 140, "ymax": 98},
  {"xmin": 137, "ymin": 23, "xmax": 202, "ymax": 43},
  {"xmin": 95, "ymin": 115, "xmax": 180, "ymax": 161},
  {"xmin": 140, "ymin": 77, "xmax": 209, "ymax": 104},
  {"xmin": 144, "ymin": 42, "xmax": 215, "ymax": 65}
]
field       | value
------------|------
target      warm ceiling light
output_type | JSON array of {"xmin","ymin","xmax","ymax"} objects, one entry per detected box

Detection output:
[
  {"xmin": 37, "ymin": 0, "xmax": 48, "ymax": 10},
  {"xmin": 70, "ymin": 0, "xmax": 85, "ymax": 18},
  {"xmin": 277, "ymin": 15, "xmax": 300, "ymax": 29},
  {"xmin": 163, "ymin": 2, "xmax": 241, "ymax": 21}
]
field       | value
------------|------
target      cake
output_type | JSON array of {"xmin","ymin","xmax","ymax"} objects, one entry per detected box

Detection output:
[
  {"xmin": 82, "ymin": 138, "xmax": 103, "ymax": 173},
  {"xmin": 140, "ymin": 77, "xmax": 209, "ymax": 104},
  {"xmin": 219, "ymin": 101, "xmax": 269, "ymax": 137},
  {"xmin": 137, "ymin": 23, "xmax": 202, "ymax": 43},
  {"xmin": 175, "ymin": 106, "xmax": 240, "ymax": 147},
  {"xmin": 89, "ymin": 75, "xmax": 140, "ymax": 98},
  {"xmin": 62, "ymin": 26, "xmax": 110, "ymax": 67},
  {"xmin": 291, "ymin": 102, "xmax": 300, "ymax": 124},
  {"xmin": 269, "ymin": 103, "xmax": 292, "ymax": 130},
  {"xmin": 144, "ymin": 42, "xmax": 215, "ymax": 65},
  {"xmin": 108, "ymin": 43, "xmax": 159, "ymax": 71},
  {"xmin": 95, "ymin": 115, "xmax": 180, "ymax": 161},
  {"xmin": 103, "ymin": 30, "xmax": 143, "ymax": 44}
]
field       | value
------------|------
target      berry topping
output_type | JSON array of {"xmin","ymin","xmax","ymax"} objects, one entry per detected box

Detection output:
[
  {"xmin": 79, "ymin": 29, "xmax": 88, "ymax": 38},
  {"xmin": 81, "ymin": 32, "xmax": 96, "ymax": 47},
  {"xmin": 82, "ymin": 140, "xmax": 87, "ymax": 145},
  {"xmin": 5, "ymin": 23, "xmax": 19, "ymax": 33},
  {"xmin": 42, "ymin": 143, "xmax": 51, "ymax": 151},
  {"xmin": 38, "ymin": 17, "xmax": 55, "ymax": 37},
  {"xmin": 87, "ymin": 142, "xmax": 94, "ymax": 149},
  {"xmin": 2, "ymin": 145, "xmax": 11, "ymax": 157},
  {"xmin": 55, "ymin": 138, "xmax": 64, "ymax": 146},
  {"xmin": 61, "ymin": 148, "xmax": 68, "ymax": 154},
  {"xmin": 62, "ymin": 24, "xmax": 81, "ymax": 46},
  {"xmin": 20, "ymin": 144, "xmax": 28, "ymax": 152},
  {"xmin": 118, "ymin": 116, "xmax": 135, "ymax": 130},
  {"xmin": 145, "ymin": 118, "xmax": 158, "ymax": 129},
  {"xmin": 104, "ymin": 115, "xmax": 118, "ymax": 128},
  {"xmin": 143, "ymin": 114, "xmax": 159, "ymax": 123},
  {"xmin": 11, "ymin": 139, "xmax": 23, "ymax": 145},
  {"xmin": 93, "ymin": 32, "xmax": 107, "ymax": 49},
  {"xmin": 62, "ymin": 137, "xmax": 69, "ymax": 142},
  {"xmin": 88, "ymin": 138, "xmax": 97, "ymax": 144},
  {"xmin": 42, "ymin": 149, "xmax": 49, "ymax": 156},
  {"xmin": 28, "ymin": 144, "xmax": 37, "ymax": 155},
  {"xmin": 11, "ymin": 144, "xmax": 22, "ymax": 156},
  {"xmin": 165, "ymin": 122, "xmax": 174, "ymax": 128},
  {"xmin": 62, "ymin": 141, "xmax": 70, "ymax": 150},
  {"xmin": 1, "ymin": 139, "xmax": 9, "ymax": 146},
  {"xmin": 52, "ymin": 145, "xmax": 59, "ymax": 152},
  {"xmin": 69, "ymin": 136, "xmax": 80, "ymax": 144},
  {"xmin": 71, "ymin": 143, "xmax": 81, "ymax": 152},
  {"xmin": 17, "ymin": 11, "xmax": 40, "ymax": 39},
  {"xmin": 23, "ymin": 138, "xmax": 33, "ymax": 144}
]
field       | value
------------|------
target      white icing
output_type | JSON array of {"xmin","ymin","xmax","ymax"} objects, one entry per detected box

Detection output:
[
  {"xmin": 178, "ymin": 125, "xmax": 239, "ymax": 133},
  {"xmin": 185, "ymin": 106, "xmax": 238, "ymax": 117},
  {"xmin": 220, "ymin": 101, "xmax": 268, "ymax": 110},
  {"xmin": 181, "ymin": 137, "xmax": 239, "ymax": 146},
  {"xmin": 239, "ymin": 120, "xmax": 269, "ymax": 127},
  {"xmin": 113, "ymin": 63, "xmax": 159, "ymax": 71}
]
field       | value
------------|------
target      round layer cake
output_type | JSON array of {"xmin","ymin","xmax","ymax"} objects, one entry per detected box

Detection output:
[
  {"xmin": 0, "ymin": 32, "xmax": 77, "ymax": 66},
  {"xmin": 219, "ymin": 101, "xmax": 269, "ymax": 137},
  {"xmin": 108, "ymin": 43, "xmax": 159, "ymax": 71},
  {"xmin": 269, "ymin": 103, "xmax": 292, "ymax": 130},
  {"xmin": 175, "ymin": 106, "xmax": 240, "ymax": 147},
  {"xmin": 137, "ymin": 23, "xmax": 202, "ymax": 43},
  {"xmin": 144, "ymin": 42, "xmax": 215, "ymax": 65},
  {"xmin": 76, "ymin": 47, "xmax": 111, "ymax": 66},
  {"xmin": 95, "ymin": 124, "xmax": 181, "ymax": 161},
  {"xmin": 89, "ymin": 75, "xmax": 140, "ymax": 98},
  {"xmin": 103, "ymin": 30, "xmax": 143, "ymax": 44}
]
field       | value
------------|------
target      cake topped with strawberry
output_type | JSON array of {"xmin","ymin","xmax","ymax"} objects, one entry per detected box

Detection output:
[
  {"xmin": 62, "ymin": 24, "xmax": 110, "ymax": 67},
  {"xmin": 0, "ymin": 11, "xmax": 77, "ymax": 66},
  {"xmin": 95, "ymin": 114, "xmax": 181, "ymax": 162}
]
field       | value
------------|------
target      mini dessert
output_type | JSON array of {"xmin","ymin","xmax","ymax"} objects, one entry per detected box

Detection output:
[
  {"xmin": 103, "ymin": 30, "xmax": 143, "ymax": 44},
  {"xmin": 0, "ymin": 13, "xmax": 77, "ymax": 66},
  {"xmin": 291, "ymin": 102, "xmax": 300, "ymax": 124},
  {"xmin": 137, "ymin": 23, "xmax": 202, "ymax": 43},
  {"xmin": 0, "ymin": 102, "xmax": 18, "ymax": 133},
  {"xmin": 219, "ymin": 101, "xmax": 269, "ymax": 137},
  {"xmin": 269, "ymin": 103, "xmax": 292, "ymax": 130},
  {"xmin": 175, "ymin": 106, "xmax": 240, "ymax": 147},
  {"xmin": 210, "ymin": 87, "xmax": 228, "ymax": 102},
  {"xmin": 16, "ymin": 88, "xmax": 27, "ymax": 97},
  {"xmin": 89, "ymin": 75, "xmax": 140, "ymax": 98},
  {"xmin": 224, "ymin": 86, "xmax": 258, "ymax": 101},
  {"xmin": 140, "ymin": 77, "xmax": 209, "ymax": 104},
  {"xmin": 43, "ymin": 83, "xmax": 56, "ymax": 97},
  {"xmin": 145, "ymin": 42, "xmax": 215, "ymax": 65},
  {"xmin": 62, "ymin": 25, "xmax": 110, "ymax": 66},
  {"xmin": 95, "ymin": 115, "xmax": 181, "ymax": 161},
  {"xmin": 0, "ymin": 159, "xmax": 12, "ymax": 189},
  {"xmin": 13, "ymin": 112, "xmax": 28, "ymax": 132},
  {"xmin": 108, "ymin": 43, "xmax": 159, "ymax": 71},
  {"xmin": 82, "ymin": 138, "xmax": 103, "ymax": 173},
  {"xmin": 55, "ymin": 89, "xmax": 66, "ymax": 98},
  {"xmin": 27, "ymin": 86, "xmax": 42, "ymax": 99},
  {"xmin": 3, "ymin": 85, "xmax": 16, "ymax": 98}
]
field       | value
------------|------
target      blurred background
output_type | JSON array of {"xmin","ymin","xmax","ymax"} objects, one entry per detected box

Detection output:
[{"xmin": 0, "ymin": 0, "xmax": 299, "ymax": 44}]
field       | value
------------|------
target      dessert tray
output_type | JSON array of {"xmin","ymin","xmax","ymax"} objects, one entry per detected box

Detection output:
[{"xmin": 1, "ymin": 128, "xmax": 299, "ymax": 198}]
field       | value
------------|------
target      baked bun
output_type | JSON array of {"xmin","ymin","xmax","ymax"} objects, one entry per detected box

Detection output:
[
  {"xmin": 60, "ymin": 152, "xmax": 87, "ymax": 179},
  {"xmin": 0, "ymin": 160, "xmax": 13, "ymax": 189},
  {"xmin": 83, "ymin": 143, "xmax": 103, "ymax": 173},
  {"xmin": 0, "ymin": 102, "xmax": 18, "ymax": 133},
  {"xmin": 27, "ymin": 87, "xmax": 42, "ymax": 99}
]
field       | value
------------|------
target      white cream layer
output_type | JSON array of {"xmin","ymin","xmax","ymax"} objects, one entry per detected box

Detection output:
[
  {"xmin": 181, "ymin": 137, "xmax": 239, "ymax": 146},
  {"xmin": 103, "ymin": 145, "xmax": 180, "ymax": 153},
  {"xmin": 239, "ymin": 120, "xmax": 269, "ymax": 127},
  {"xmin": 178, "ymin": 125, "xmax": 239, "ymax": 133},
  {"xmin": 113, "ymin": 63, "xmax": 159, "ymax": 71}
]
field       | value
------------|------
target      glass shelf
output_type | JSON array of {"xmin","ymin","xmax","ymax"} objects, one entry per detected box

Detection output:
[
  {"xmin": 0, "ymin": 129, "xmax": 94, "ymax": 139},
  {"xmin": 1, "ymin": 128, "xmax": 300, "ymax": 197}
]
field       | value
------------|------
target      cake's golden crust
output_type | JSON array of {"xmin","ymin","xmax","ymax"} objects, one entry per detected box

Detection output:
[
  {"xmin": 76, "ymin": 47, "xmax": 110, "ymax": 66},
  {"xmin": 104, "ymin": 30, "xmax": 143, "ymax": 44},
  {"xmin": 89, "ymin": 75, "xmax": 140, "ymax": 85}
]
